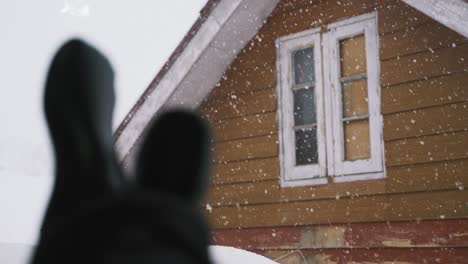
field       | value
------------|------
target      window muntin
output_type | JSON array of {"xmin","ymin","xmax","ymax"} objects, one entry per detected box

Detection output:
[{"xmin": 276, "ymin": 12, "xmax": 384, "ymax": 187}]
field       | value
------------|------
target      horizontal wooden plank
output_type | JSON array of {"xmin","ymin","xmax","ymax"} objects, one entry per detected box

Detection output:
[
  {"xmin": 213, "ymin": 226, "xmax": 302, "ymax": 251},
  {"xmin": 212, "ymin": 219, "xmax": 468, "ymax": 250},
  {"xmin": 385, "ymin": 190, "xmax": 468, "ymax": 221},
  {"xmin": 383, "ymin": 102, "xmax": 468, "ymax": 141},
  {"xmin": 207, "ymin": 179, "xmax": 387, "ymax": 207},
  {"xmin": 207, "ymin": 159, "xmax": 468, "ymax": 208},
  {"xmin": 268, "ymin": 0, "xmax": 378, "ymax": 40},
  {"xmin": 385, "ymin": 131, "xmax": 468, "ymax": 167},
  {"xmin": 206, "ymin": 62, "xmax": 276, "ymax": 100},
  {"xmin": 211, "ymin": 157, "xmax": 279, "ymax": 185},
  {"xmin": 211, "ymin": 112, "xmax": 277, "ymax": 142},
  {"xmin": 387, "ymin": 159, "xmax": 468, "ymax": 193},
  {"xmin": 380, "ymin": 20, "xmax": 467, "ymax": 61},
  {"xmin": 206, "ymin": 189, "xmax": 468, "ymax": 229},
  {"xmin": 344, "ymin": 219, "xmax": 468, "ymax": 249},
  {"xmin": 381, "ymin": 43, "xmax": 468, "ymax": 87},
  {"xmin": 377, "ymin": 0, "xmax": 431, "ymax": 34},
  {"xmin": 214, "ymin": 135, "xmax": 278, "ymax": 164},
  {"xmin": 271, "ymin": 0, "xmax": 324, "ymax": 15},
  {"xmin": 263, "ymin": 248, "xmax": 468, "ymax": 264},
  {"xmin": 202, "ymin": 89, "xmax": 276, "ymax": 122},
  {"xmin": 381, "ymin": 72, "xmax": 468, "ymax": 114},
  {"xmin": 229, "ymin": 34, "xmax": 276, "ymax": 73}
]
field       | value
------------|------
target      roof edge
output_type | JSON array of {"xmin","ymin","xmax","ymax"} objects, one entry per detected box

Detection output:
[
  {"xmin": 113, "ymin": 0, "xmax": 280, "ymax": 160},
  {"xmin": 402, "ymin": 0, "xmax": 468, "ymax": 38},
  {"xmin": 114, "ymin": 0, "xmax": 468, "ymax": 162},
  {"xmin": 113, "ymin": 0, "xmax": 221, "ymax": 141}
]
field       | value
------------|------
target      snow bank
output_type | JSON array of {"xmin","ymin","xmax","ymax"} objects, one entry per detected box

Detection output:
[{"xmin": 209, "ymin": 245, "xmax": 279, "ymax": 264}]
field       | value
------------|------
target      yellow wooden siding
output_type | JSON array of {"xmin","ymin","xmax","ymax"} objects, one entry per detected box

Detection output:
[
  {"xmin": 207, "ymin": 190, "xmax": 468, "ymax": 229},
  {"xmin": 200, "ymin": 0, "xmax": 468, "ymax": 229}
]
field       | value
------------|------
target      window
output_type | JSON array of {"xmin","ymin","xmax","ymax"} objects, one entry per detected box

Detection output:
[{"xmin": 276, "ymin": 12, "xmax": 384, "ymax": 187}]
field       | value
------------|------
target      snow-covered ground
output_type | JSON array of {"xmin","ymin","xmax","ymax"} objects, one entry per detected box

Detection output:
[{"xmin": 209, "ymin": 246, "xmax": 279, "ymax": 264}]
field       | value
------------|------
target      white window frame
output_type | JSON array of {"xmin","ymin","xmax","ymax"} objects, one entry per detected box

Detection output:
[
  {"xmin": 276, "ymin": 27, "xmax": 327, "ymax": 187},
  {"xmin": 325, "ymin": 12, "xmax": 385, "ymax": 182},
  {"xmin": 276, "ymin": 11, "xmax": 385, "ymax": 187}
]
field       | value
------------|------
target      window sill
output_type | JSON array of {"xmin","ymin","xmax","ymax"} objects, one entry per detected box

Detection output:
[
  {"xmin": 332, "ymin": 171, "xmax": 385, "ymax": 183},
  {"xmin": 280, "ymin": 171, "xmax": 385, "ymax": 187},
  {"xmin": 280, "ymin": 177, "xmax": 328, "ymax": 188}
]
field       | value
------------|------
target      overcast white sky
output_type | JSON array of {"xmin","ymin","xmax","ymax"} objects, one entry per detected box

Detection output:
[{"xmin": 0, "ymin": 0, "xmax": 206, "ymax": 245}]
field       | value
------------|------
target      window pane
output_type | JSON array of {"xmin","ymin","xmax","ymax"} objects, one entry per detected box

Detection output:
[
  {"xmin": 295, "ymin": 127, "xmax": 318, "ymax": 165},
  {"xmin": 344, "ymin": 119, "xmax": 370, "ymax": 161},
  {"xmin": 340, "ymin": 34, "xmax": 366, "ymax": 77},
  {"xmin": 293, "ymin": 47, "xmax": 315, "ymax": 85},
  {"xmin": 342, "ymin": 79, "xmax": 368, "ymax": 118},
  {"xmin": 293, "ymin": 88, "xmax": 316, "ymax": 125}
]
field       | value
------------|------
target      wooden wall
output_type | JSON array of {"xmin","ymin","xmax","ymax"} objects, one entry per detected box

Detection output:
[
  {"xmin": 213, "ymin": 219, "xmax": 468, "ymax": 263},
  {"xmin": 199, "ymin": 0, "xmax": 468, "ymax": 238}
]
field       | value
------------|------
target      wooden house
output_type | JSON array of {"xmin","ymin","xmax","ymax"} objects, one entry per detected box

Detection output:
[{"xmin": 114, "ymin": 0, "xmax": 468, "ymax": 263}]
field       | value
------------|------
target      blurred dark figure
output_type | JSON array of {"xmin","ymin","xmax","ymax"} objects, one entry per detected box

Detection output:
[{"xmin": 31, "ymin": 39, "xmax": 213, "ymax": 264}]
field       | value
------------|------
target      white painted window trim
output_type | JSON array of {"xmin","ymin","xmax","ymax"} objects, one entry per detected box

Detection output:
[
  {"xmin": 276, "ymin": 11, "xmax": 385, "ymax": 187},
  {"xmin": 325, "ymin": 11, "xmax": 385, "ymax": 182},
  {"xmin": 276, "ymin": 28, "xmax": 328, "ymax": 187}
]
